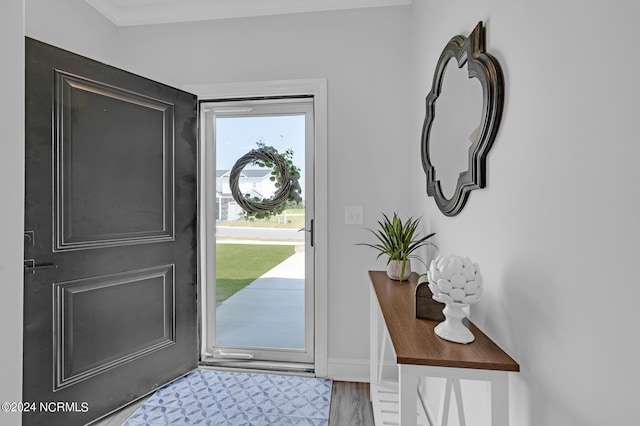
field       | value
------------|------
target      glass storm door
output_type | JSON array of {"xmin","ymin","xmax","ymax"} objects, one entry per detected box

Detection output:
[{"xmin": 200, "ymin": 98, "xmax": 315, "ymax": 369}]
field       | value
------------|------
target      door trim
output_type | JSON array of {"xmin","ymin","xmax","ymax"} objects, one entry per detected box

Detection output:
[{"xmin": 186, "ymin": 79, "xmax": 328, "ymax": 377}]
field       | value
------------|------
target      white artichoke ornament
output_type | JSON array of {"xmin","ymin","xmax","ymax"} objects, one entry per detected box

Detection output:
[
  {"xmin": 427, "ymin": 255, "xmax": 483, "ymax": 305},
  {"xmin": 427, "ymin": 254, "xmax": 483, "ymax": 343}
]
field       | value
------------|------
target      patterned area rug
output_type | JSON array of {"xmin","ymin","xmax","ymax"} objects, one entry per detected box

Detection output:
[{"xmin": 123, "ymin": 369, "xmax": 332, "ymax": 425}]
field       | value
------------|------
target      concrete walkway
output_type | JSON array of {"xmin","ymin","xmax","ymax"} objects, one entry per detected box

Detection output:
[{"xmin": 215, "ymin": 250, "xmax": 305, "ymax": 350}]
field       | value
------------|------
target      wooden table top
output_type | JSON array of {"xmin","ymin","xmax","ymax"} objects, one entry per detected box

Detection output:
[{"xmin": 370, "ymin": 270, "xmax": 519, "ymax": 372}]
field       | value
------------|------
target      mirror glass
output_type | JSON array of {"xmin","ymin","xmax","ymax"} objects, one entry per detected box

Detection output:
[{"xmin": 429, "ymin": 58, "xmax": 483, "ymax": 199}]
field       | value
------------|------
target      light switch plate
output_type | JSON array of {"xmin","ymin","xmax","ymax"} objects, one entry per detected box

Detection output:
[{"xmin": 345, "ymin": 205, "xmax": 364, "ymax": 225}]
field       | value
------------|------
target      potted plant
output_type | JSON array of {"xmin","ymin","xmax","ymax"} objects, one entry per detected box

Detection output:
[{"xmin": 359, "ymin": 212, "xmax": 436, "ymax": 281}]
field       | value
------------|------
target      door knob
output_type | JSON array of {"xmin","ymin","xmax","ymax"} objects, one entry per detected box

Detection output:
[{"xmin": 24, "ymin": 259, "xmax": 58, "ymax": 274}]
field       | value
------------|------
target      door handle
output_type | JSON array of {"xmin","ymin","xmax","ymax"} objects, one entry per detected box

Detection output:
[
  {"xmin": 24, "ymin": 259, "xmax": 58, "ymax": 274},
  {"xmin": 297, "ymin": 218, "xmax": 314, "ymax": 247}
]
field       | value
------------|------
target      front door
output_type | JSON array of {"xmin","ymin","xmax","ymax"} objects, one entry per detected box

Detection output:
[{"xmin": 23, "ymin": 38, "xmax": 198, "ymax": 425}]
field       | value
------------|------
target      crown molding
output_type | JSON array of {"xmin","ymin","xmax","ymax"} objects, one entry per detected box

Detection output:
[{"xmin": 86, "ymin": 0, "xmax": 413, "ymax": 26}]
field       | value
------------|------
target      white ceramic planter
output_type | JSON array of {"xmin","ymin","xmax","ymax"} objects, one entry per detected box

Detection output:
[{"xmin": 386, "ymin": 259, "xmax": 411, "ymax": 281}]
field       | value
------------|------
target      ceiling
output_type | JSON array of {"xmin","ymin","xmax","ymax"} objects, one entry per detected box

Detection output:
[{"xmin": 86, "ymin": 0, "xmax": 413, "ymax": 26}]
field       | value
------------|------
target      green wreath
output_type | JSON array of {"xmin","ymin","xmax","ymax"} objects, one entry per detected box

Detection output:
[{"xmin": 229, "ymin": 143, "xmax": 302, "ymax": 220}]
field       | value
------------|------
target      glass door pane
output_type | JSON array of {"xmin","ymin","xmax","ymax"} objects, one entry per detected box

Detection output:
[{"xmin": 203, "ymin": 98, "xmax": 314, "ymax": 367}]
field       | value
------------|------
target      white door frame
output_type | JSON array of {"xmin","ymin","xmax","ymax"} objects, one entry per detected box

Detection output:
[{"xmin": 185, "ymin": 79, "xmax": 328, "ymax": 377}]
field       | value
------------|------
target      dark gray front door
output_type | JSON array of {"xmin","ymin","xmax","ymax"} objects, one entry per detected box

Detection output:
[{"xmin": 23, "ymin": 38, "xmax": 198, "ymax": 425}]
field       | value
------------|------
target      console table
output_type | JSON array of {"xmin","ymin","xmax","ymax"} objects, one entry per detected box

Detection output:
[{"xmin": 369, "ymin": 271, "xmax": 519, "ymax": 426}]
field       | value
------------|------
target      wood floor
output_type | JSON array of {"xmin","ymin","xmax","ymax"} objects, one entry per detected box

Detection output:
[
  {"xmin": 93, "ymin": 381, "xmax": 374, "ymax": 426},
  {"xmin": 329, "ymin": 381, "xmax": 375, "ymax": 426}
]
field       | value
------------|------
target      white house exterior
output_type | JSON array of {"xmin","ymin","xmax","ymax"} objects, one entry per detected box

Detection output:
[{"xmin": 215, "ymin": 169, "xmax": 276, "ymax": 221}]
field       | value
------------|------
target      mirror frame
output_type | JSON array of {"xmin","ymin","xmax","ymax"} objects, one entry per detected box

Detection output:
[{"xmin": 421, "ymin": 21, "xmax": 504, "ymax": 216}]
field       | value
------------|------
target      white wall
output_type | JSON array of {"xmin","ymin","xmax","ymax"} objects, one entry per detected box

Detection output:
[
  {"xmin": 409, "ymin": 0, "xmax": 640, "ymax": 425},
  {"xmin": 0, "ymin": 1, "xmax": 24, "ymax": 425},
  {"xmin": 25, "ymin": 0, "xmax": 122, "ymax": 66}
]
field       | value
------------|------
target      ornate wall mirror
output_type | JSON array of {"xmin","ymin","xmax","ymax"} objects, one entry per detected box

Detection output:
[{"xmin": 421, "ymin": 21, "xmax": 504, "ymax": 216}]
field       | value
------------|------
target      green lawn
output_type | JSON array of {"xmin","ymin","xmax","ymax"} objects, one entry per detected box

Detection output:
[{"xmin": 215, "ymin": 244, "xmax": 295, "ymax": 304}]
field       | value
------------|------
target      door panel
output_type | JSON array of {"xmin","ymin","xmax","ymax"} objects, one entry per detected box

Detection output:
[
  {"xmin": 53, "ymin": 265, "xmax": 175, "ymax": 390},
  {"xmin": 24, "ymin": 38, "xmax": 198, "ymax": 425},
  {"xmin": 54, "ymin": 71, "xmax": 174, "ymax": 249}
]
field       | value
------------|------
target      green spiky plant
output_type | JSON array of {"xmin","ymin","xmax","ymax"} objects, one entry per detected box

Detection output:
[{"xmin": 358, "ymin": 212, "xmax": 436, "ymax": 282}]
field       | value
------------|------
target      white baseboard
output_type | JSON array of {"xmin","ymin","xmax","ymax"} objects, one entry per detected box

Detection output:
[{"xmin": 327, "ymin": 358, "xmax": 398, "ymax": 382}]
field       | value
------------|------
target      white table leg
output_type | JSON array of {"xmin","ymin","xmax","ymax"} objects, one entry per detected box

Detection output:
[
  {"xmin": 452, "ymin": 378, "xmax": 466, "ymax": 426},
  {"xmin": 491, "ymin": 372, "xmax": 509, "ymax": 426},
  {"xmin": 369, "ymin": 286, "xmax": 378, "ymax": 388},
  {"xmin": 438, "ymin": 378, "xmax": 453, "ymax": 426},
  {"xmin": 377, "ymin": 322, "xmax": 388, "ymax": 383},
  {"xmin": 435, "ymin": 377, "xmax": 467, "ymax": 426},
  {"xmin": 399, "ymin": 364, "xmax": 419, "ymax": 426}
]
